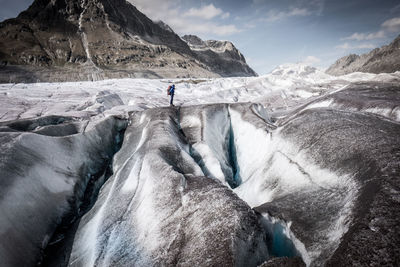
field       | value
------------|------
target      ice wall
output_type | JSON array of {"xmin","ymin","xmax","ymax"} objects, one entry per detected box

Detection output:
[{"xmin": 0, "ymin": 115, "xmax": 127, "ymax": 266}]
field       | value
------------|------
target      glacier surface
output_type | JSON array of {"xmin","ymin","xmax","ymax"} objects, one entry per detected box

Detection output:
[{"xmin": 0, "ymin": 64, "xmax": 399, "ymax": 266}]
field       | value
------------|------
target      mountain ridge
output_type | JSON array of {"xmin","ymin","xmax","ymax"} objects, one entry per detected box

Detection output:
[
  {"xmin": 326, "ymin": 35, "xmax": 400, "ymax": 75},
  {"xmin": 0, "ymin": 0, "xmax": 256, "ymax": 82}
]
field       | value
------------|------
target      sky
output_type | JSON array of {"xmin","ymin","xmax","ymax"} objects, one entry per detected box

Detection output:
[{"xmin": 1, "ymin": 0, "xmax": 400, "ymax": 75}]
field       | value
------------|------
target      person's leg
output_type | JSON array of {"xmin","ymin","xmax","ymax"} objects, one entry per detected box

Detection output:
[{"xmin": 170, "ymin": 94, "xmax": 174, "ymax": 105}]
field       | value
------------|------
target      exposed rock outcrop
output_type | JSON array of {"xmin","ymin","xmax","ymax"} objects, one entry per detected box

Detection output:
[{"xmin": 326, "ymin": 35, "xmax": 400, "ymax": 75}]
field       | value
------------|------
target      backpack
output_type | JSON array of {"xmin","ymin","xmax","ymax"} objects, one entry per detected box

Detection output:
[{"xmin": 167, "ymin": 85, "xmax": 171, "ymax": 95}]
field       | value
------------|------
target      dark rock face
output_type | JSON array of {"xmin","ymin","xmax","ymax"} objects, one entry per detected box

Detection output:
[
  {"xmin": 155, "ymin": 20, "xmax": 174, "ymax": 33},
  {"xmin": 182, "ymin": 34, "xmax": 258, "ymax": 77},
  {"xmin": 326, "ymin": 35, "xmax": 400, "ymax": 75},
  {"xmin": 0, "ymin": 0, "xmax": 256, "ymax": 82}
]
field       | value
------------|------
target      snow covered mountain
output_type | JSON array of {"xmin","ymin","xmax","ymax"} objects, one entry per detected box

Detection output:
[
  {"xmin": 0, "ymin": 0, "xmax": 256, "ymax": 83},
  {"xmin": 0, "ymin": 65, "xmax": 399, "ymax": 266},
  {"xmin": 326, "ymin": 34, "xmax": 400, "ymax": 75}
]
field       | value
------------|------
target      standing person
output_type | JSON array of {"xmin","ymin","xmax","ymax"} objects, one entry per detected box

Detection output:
[{"xmin": 167, "ymin": 84, "xmax": 175, "ymax": 106}]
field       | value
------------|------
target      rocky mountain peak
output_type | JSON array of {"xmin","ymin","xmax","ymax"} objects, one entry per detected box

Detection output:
[
  {"xmin": 182, "ymin": 35, "xmax": 247, "ymax": 64},
  {"xmin": 182, "ymin": 34, "xmax": 256, "ymax": 76},
  {"xmin": 206, "ymin": 40, "xmax": 235, "ymax": 52},
  {"xmin": 156, "ymin": 20, "xmax": 175, "ymax": 33},
  {"xmin": 183, "ymin": 35, "xmax": 237, "ymax": 53},
  {"xmin": 15, "ymin": 0, "xmax": 191, "ymax": 52},
  {"xmin": 182, "ymin": 35, "xmax": 206, "ymax": 47}
]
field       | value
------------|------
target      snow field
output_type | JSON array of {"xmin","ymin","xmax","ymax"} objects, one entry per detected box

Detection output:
[{"xmin": 1, "ymin": 64, "xmax": 399, "ymax": 123}]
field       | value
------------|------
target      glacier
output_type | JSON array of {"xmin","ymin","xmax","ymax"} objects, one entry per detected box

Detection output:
[{"xmin": 0, "ymin": 64, "xmax": 399, "ymax": 266}]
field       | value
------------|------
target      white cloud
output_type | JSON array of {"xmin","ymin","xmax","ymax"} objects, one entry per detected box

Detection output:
[
  {"xmin": 358, "ymin": 43, "xmax": 375, "ymax": 49},
  {"xmin": 343, "ymin": 31, "xmax": 385, "ymax": 41},
  {"xmin": 254, "ymin": 0, "xmax": 325, "ymax": 13},
  {"xmin": 290, "ymin": 7, "xmax": 312, "ymax": 16},
  {"xmin": 129, "ymin": 0, "xmax": 178, "ymax": 21},
  {"xmin": 390, "ymin": 4, "xmax": 400, "ymax": 14},
  {"xmin": 210, "ymin": 24, "xmax": 240, "ymax": 35},
  {"xmin": 171, "ymin": 19, "xmax": 241, "ymax": 36},
  {"xmin": 336, "ymin": 42, "xmax": 375, "ymax": 50},
  {"xmin": 310, "ymin": 0, "xmax": 325, "ymax": 16},
  {"xmin": 184, "ymin": 4, "xmax": 229, "ymax": 20},
  {"xmin": 336, "ymin": 43, "xmax": 350, "ymax": 50},
  {"xmin": 342, "ymin": 16, "xmax": 400, "ymax": 41},
  {"xmin": 243, "ymin": 22, "xmax": 257, "ymax": 29},
  {"xmin": 255, "ymin": 0, "xmax": 325, "ymax": 19},
  {"xmin": 221, "ymin": 12, "xmax": 230, "ymax": 19},
  {"xmin": 382, "ymin": 17, "xmax": 400, "ymax": 32},
  {"xmin": 129, "ymin": 0, "xmax": 239, "ymax": 36},
  {"xmin": 302, "ymin": 55, "xmax": 321, "ymax": 65},
  {"xmin": 264, "ymin": 7, "xmax": 312, "ymax": 22},
  {"xmin": 252, "ymin": 0, "xmax": 265, "ymax": 5}
]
